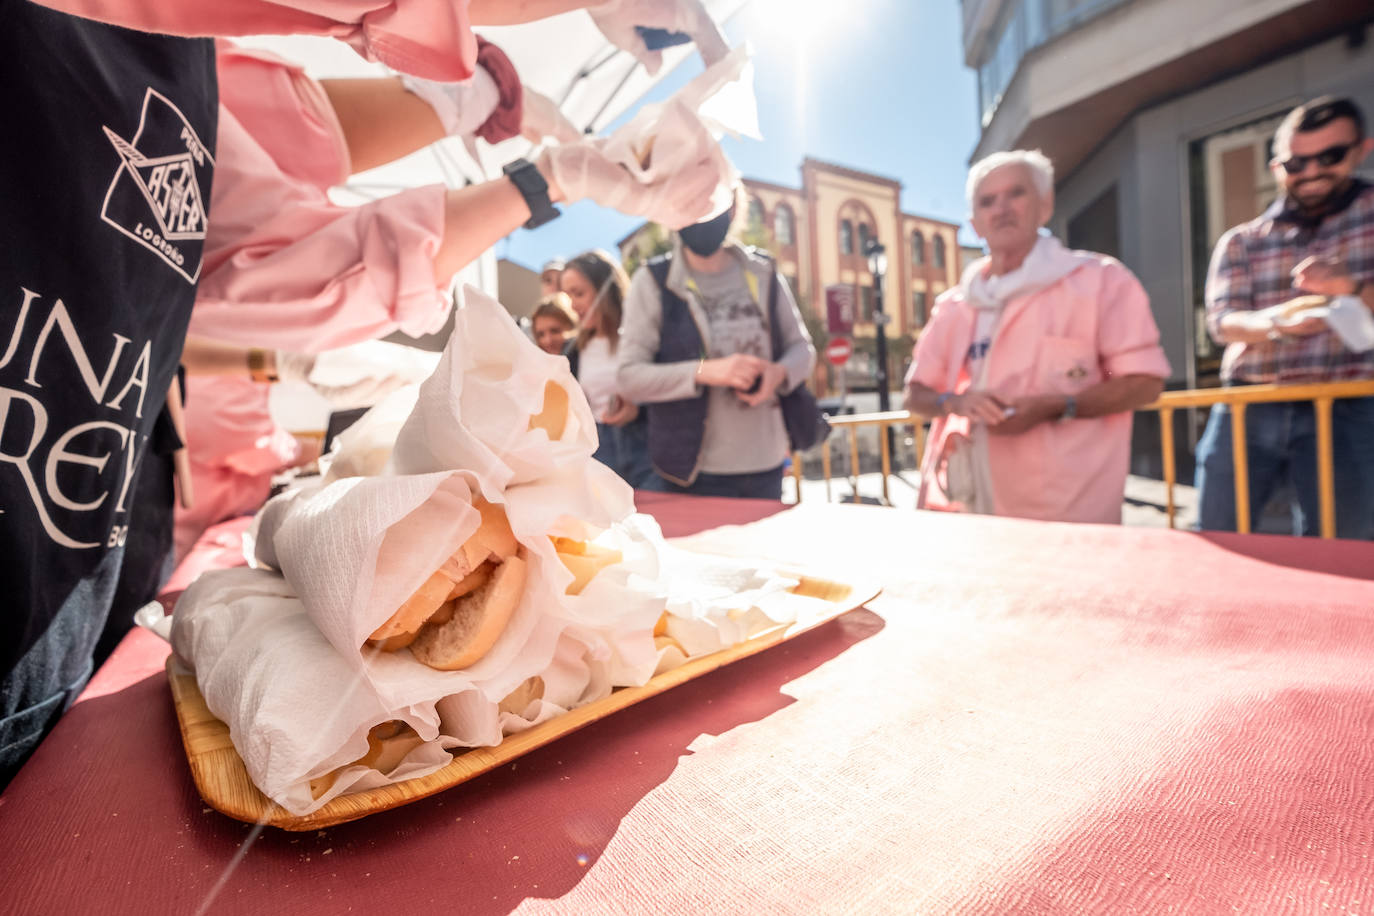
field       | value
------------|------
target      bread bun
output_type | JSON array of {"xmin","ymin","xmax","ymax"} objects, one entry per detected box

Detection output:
[
  {"xmin": 497, "ymin": 675, "xmax": 545, "ymax": 716},
  {"xmin": 308, "ymin": 720, "xmax": 425, "ymax": 799},
  {"xmin": 528, "ymin": 380, "xmax": 569, "ymax": 441},
  {"xmin": 1275, "ymin": 294, "xmax": 1329, "ymax": 319},
  {"xmin": 368, "ymin": 569, "xmax": 453, "ymax": 643},
  {"xmin": 368, "ymin": 500, "xmax": 516, "ymax": 649},
  {"xmin": 553, "ymin": 540, "xmax": 623, "ymax": 595},
  {"xmin": 410, "ymin": 551, "xmax": 528, "ymax": 670},
  {"xmin": 457, "ymin": 499, "xmax": 518, "ymax": 570}
]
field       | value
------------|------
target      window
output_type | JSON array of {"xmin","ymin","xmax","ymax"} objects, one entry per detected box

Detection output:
[
  {"xmin": 748, "ymin": 197, "xmax": 765, "ymax": 229},
  {"xmin": 911, "ymin": 230, "xmax": 925, "ymax": 266},
  {"xmin": 912, "ymin": 291, "xmax": 928, "ymax": 327},
  {"xmin": 933, "ymin": 235, "xmax": 947, "ymax": 269},
  {"xmin": 859, "ymin": 285, "xmax": 875, "ymax": 321},
  {"xmin": 840, "ymin": 219, "xmax": 854, "ymax": 255},
  {"xmin": 858, "ymin": 223, "xmax": 872, "ymax": 254},
  {"xmin": 775, "ymin": 205, "xmax": 795, "ymax": 246}
]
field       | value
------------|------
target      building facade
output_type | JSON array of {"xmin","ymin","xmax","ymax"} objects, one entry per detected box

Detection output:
[
  {"xmin": 619, "ymin": 158, "xmax": 962, "ymax": 390},
  {"xmin": 962, "ymin": 0, "xmax": 1374, "ymax": 390}
]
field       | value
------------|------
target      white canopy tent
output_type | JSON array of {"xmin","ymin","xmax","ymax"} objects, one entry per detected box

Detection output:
[{"xmin": 246, "ymin": 1, "xmax": 751, "ymax": 428}]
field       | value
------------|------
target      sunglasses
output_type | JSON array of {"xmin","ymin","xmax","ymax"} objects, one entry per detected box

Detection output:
[{"xmin": 1279, "ymin": 142, "xmax": 1357, "ymax": 174}]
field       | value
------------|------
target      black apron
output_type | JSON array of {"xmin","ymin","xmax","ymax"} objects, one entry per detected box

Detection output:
[{"xmin": 0, "ymin": 1, "xmax": 216, "ymax": 780}]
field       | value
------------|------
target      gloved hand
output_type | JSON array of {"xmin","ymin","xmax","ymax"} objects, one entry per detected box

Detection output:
[
  {"xmin": 400, "ymin": 36, "xmax": 525, "ymax": 144},
  {"xmin": 401, "ymin": 68, "xmax": 500, "ymax": 138},
  {"xmin": 521, "ymin": 87, "xmax": 583, "ymax": 145},
  {"xmin": 588, "ymin": 0, "xmax": 727, "ymax": 75},
  {"xmin": 543, "ymin": 141, "xmax": 718, "ymax": 229}
]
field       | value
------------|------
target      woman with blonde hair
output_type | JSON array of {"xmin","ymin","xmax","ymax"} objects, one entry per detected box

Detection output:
[
  {"xmin": 560, "ymin": 249, "xmax": 654, "ymax": 487},
  {"xmin": 530, "ymin": 292, "xmax": 578, "ymax": 355}
]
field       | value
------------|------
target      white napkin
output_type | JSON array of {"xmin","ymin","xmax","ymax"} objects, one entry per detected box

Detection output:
[
  {"xmin": 1286, "ymin": 295, "xmax": 1374, "ymax": 353},
  {"xmin": 174, "ymin": 284, "xmax": 829, "ymax": 816},
  {"xmin": 171, "ymin": 567, "xmax": 456, "ymax": 815}
]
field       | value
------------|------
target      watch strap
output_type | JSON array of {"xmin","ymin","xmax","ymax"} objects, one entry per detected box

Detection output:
[{"xmin": 503, "ymin": 158, "xmax": 559, "ymax": 229}]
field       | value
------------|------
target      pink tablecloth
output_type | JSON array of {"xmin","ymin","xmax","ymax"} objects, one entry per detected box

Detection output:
[{"xmin": 3, "ymin": 497, "xmax": 1374, "ymax": 915}]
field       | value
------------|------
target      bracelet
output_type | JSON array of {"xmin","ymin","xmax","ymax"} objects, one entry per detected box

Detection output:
[
  {"xmin": 247, "ymin": 348, "xmax": 278, "ymax": 384},
  {"xmin": 695, "ymin": 358, "xmax": 705, "ymax": 381},
  {"xmin": 935, "ymin": 391, "xmax": 954, "ymax": 415}
]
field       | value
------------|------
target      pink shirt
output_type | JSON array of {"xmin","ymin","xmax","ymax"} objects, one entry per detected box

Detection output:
[
  {"xmin": 33, "ymin": 0, "xmax": 477, "ymax": 82},
  {"xmin": 908, "ymin": 253, "xmax": 1170, "ymax": 525},
  {"xmin": 176, "ymin": 42, "xmax": 452, "ymax": 555}
]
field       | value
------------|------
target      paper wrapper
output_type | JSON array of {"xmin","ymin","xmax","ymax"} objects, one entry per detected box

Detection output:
[{"xmin": 173, "ymin": 285, "xmax": 820, "ymax": 816}]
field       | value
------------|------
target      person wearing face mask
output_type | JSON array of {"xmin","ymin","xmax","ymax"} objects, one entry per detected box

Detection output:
[
  {"xmin": 1195, "ymin": 96, "xmax": 1374, "ymax": 539},
  {"xmin": 904, "ymin": 149, "xmax": 1169, "ymax": 523},
  {"xmin": 617, "ymin": 192, "xmax": 818, "ymax": 499},
  {"xmin": 560, "ymin": 250, "xmax": 656, "ymax": 488}
]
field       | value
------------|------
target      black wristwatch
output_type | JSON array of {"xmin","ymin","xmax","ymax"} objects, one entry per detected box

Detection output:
[{"xmin": 503, "ymin": 158, "xmax": 560, "ymax": 229}]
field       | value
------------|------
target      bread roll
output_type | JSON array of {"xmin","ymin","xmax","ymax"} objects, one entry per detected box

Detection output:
[
  {"xmin": 410, "ymin": 551, "xmax": 529, "ymax": 670},
  {"xmin": 528, "ymin": 380, "xmax": 570, "ymax": 441},
  {"xmin": 368, "ymin": 500, "xmax": 515, "ymax": 648},
  {"xmin": 554, "ymin": 541, "xmax": 623, "ymax": 595},
  {"xmin": 307, "ymin": 720, "xmax": 426, "ymax": 799},
  {"xmin": 498, "ymin": 676, "xmax": 545, "ymax": 716},
  {"xmin": 1275, "ymin": 294, "xmax": 1329, "ymax": 320}
]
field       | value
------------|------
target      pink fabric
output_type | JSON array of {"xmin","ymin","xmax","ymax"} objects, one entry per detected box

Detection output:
[
  {"xmin": 4, "ymin": 500, "xmax": 1374, "ymax": 915},
  {"xmin": 32, "ymin": 0, "xmax": 477, "ymax": 82},
  {"xmin": 175, "ymin": 45, "xmax": 452, "ymax": 552},
  {"xmin": 214, "ymin": 41, "xmax": 353, "ymax": 191},
  {"xmin": 192, "ymin": 104, "xmax": 448, "ymax": 348},
  {"xmin": 910, "ymin": 254, "xmax": 1171, "ymax": 523},
  {"xmin": 176, "ymin": 377, "xmax": 299, "ymax": 560}
]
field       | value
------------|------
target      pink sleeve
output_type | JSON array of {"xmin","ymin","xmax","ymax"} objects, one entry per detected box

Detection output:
[
  {"xmin": 1097, "ymin": 260, "xmax": 1172, "ymax": 379},
  {"xmin": 33, "ymin": 0, "xmax": 476, "ymax": 82},
  {"xmin": 905, "ymin": 293, "xmax": 958, "ymax": 390},
  {"xmin": 216, "ymin": 41, "xmax": 351, "ymax": 191},
  {"xmin": 190, "ymin": 106, "xmax": 450, "ymax": 353}
]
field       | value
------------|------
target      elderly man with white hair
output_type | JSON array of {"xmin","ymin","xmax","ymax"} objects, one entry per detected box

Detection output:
[{"xmin": 904, "ymin": 149, "xmax": 1170, "ymax": 523}]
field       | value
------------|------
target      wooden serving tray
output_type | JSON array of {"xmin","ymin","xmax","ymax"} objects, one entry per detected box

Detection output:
[{"xmin": 167, "ymin": 573, "xmax": 880, "ymax": 831}]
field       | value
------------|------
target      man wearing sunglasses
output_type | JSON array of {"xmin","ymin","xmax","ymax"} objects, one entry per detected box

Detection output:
[{"xmin": 1196, "ymin": 96, "xmax": 1374, "ymax": 539}]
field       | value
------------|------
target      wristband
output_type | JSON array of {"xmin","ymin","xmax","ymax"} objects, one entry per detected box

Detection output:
[
  {"xmin": 503, "ymin": 158, "xmax": 560, "ymax": 229},
  {"xmin": 1060, "ymin": 395, "xmax": 1078, "ymax": 421},
  {"xmin": 935, "ymin": 391, "xmax": 954, "ymax": 415}
]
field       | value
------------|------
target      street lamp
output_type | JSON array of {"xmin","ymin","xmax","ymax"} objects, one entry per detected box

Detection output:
[{"xmin": 864, "ymin": 239, "xmax": 890, "ymax": 415}]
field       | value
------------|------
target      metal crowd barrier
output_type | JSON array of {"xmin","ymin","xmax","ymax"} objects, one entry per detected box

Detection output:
[
  {"xmin": 790, "ymin": 379, "xmax": 1374, "ymax": 539},
  {"xmin": 1142, "ymin": 379, "xmax": 1374, "ymax": 538}
]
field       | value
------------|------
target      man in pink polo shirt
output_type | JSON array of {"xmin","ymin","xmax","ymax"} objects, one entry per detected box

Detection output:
[{"xmin": 904, "ymin": 150, "xmax": 1171, "ymax": 524}]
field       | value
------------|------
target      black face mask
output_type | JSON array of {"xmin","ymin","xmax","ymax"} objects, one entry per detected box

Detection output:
[{"xmin": 679, "ymin": 203, "xmax": 736, "ymax": 256}]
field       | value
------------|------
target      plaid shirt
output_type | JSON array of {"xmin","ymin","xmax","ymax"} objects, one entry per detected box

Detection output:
[{"xmin": 1205, "ymin": 178, "xmax": 1374, "ymax": 383}]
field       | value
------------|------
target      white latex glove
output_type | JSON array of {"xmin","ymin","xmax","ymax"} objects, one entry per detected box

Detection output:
[
  {"xmin": 521, "ymin": 86, "xmax": 583, "ymax": 145},
  {"xmin": 400, "ymin": 68, "xmax": 500, "ymax": 138},
  {"xmin": 588, "ymin": 0, "xmax": 728, "ymax": 75},
  {"xmin": 545, "ymin": 142, "xmax": 719, "ymax": 229}
]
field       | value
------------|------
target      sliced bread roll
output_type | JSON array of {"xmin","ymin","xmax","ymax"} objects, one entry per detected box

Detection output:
[
  {"xmin": 367, "ymin": 500, "xmax": 515, "ymax": 649},
  {"xmin": 409, "ymin": 551, "xmax": 528, "ymax": 671}
]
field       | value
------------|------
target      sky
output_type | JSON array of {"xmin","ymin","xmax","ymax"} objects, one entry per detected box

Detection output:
[{"xmin": 501, "ymin": 0, "xmax": 983, "ymax": 271}]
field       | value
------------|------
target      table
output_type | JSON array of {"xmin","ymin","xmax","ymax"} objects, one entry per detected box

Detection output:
[{"xmin": 4, "ymin": 497, "xmax": 1374, "ymax": 914}]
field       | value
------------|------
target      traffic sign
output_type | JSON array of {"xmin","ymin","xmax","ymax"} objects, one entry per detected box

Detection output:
[{"xmin": 825, "ymin": 337, "xmax": 853, "ymax": 367}]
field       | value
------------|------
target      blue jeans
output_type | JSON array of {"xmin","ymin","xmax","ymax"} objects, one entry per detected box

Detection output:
[
  {"xmin": 643, "ymin": 464, "xmax": 784, "ymax": 500},
  {"xmin": 594, "ymin": 420, "xmax": 656, "ymax": 489},
  {"xmin": 1194, "ymin": 395, "xmax": 1374, "ymax": 539}
]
